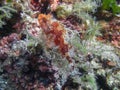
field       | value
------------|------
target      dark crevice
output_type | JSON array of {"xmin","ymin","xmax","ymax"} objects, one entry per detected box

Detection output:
[
  {"xmin": 0, "ymin": 13, "xmax": 21, "ymax": 38},
  {"xmin": 96, "ymin": 75, "xmax": 112, "ymax": 90}
]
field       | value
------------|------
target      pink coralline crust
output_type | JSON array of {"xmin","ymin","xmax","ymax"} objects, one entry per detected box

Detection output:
[
  {"xmin": 0, "ymin": 33, "xmax": 20, "ymax": 46},
  {"xmin": 8, "ymin": 33, "xmax": 20, "ymax": 42},
  {"xmin": 30, "ymin": 0, "xmax": 59, "ymax": 12},
  {"xmin": 0, "ymin": 33, "xmax": 20, "ymax": 60},
  {"xmin": 50, "ymin": 0, "xmax": 59, "ymax": 11}
]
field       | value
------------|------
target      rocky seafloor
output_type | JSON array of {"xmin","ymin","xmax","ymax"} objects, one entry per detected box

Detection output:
[{"xmin": 0, "ymin": 0, "xmax": 120, "ymax": 90}]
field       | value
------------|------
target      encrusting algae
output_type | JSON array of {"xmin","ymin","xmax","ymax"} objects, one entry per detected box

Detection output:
[{"xmin": 38, "ymin": 14, "xmax": 72, "ymax": 62}]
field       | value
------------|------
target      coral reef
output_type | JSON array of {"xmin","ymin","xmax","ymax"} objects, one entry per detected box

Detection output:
[{"xmin": 0, "ymin": 0, "xmax": 120, "ymax": 90}]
